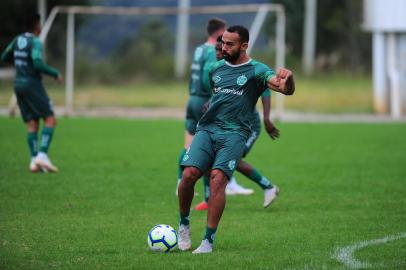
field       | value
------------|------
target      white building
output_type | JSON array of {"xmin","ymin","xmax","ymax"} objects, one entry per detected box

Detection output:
[{"xmin": 363, "ymin": 0, "xmax": 406, "ymax": 117}]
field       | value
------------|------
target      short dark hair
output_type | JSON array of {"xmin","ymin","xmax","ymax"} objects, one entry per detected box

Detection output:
[
  {"xmin": 25, "ymin": 13, "xmax": 40, "ymax": 32},
  {"xmin": 207, "ymin": 18, "xmax": 226, "ymax": 36},
  {"xmin": 216, "ymin": 35, "xmax": 223, "ymax": 43},
  {"xmin": 226, "ymin": 25, "xmax": 249, "ymax": 43}
]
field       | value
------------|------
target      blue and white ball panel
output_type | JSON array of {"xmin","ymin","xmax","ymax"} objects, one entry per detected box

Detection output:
[{"xmin": 147, "ymin": 224, "xmax": 178, "ymax": 252}]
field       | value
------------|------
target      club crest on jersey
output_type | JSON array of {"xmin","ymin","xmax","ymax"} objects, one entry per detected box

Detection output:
[
  {"xmin": 17, "ymin": 37, "xmax": 28, "ymax": 49},
  {"xmin": 236, "ymin": 75, "xmax": 247, "ymax": 86},
  {"xmin": 213, "ymin": 75, "xmax": 221, "ymax": 83}
]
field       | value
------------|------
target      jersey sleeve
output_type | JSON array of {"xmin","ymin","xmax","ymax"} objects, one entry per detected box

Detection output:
[
  {"xmin": 31, "ymin": 38, "xmax": 60, "ymax": 78},
  {"xmin": 1, "ymin": 37, "xmax": 16, "ymax": 63},
  {"xmin": 254, "ymin": 62, "xmax": 275, "ymax": 93},
  {"xmin": 202, "ymin": 47, "xmax": 217, "ymax": 93},
  {"xmin": 206, "ymin": 62, "xmax": 216, "ymax": 92},
  {"xmin": 261, "ymin": 88, "xmax": 271, "ymax": 97}
]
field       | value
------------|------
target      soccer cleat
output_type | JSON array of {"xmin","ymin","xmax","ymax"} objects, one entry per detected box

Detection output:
[
  {"xmin": 225, "ymin": 185, "xmax": 238, "ymax": 195},
  {"xmin": 29, "ymin": 157, "xmax": 41, "ymax": 173},
  {"xmin": 263, "ymin": 185, "xmax": 279, "ymax": 208},
  {"xmin": 178, "ymin": 224, "xmax": 192, "ymax": 251},
  {"xmin": 192, "ymin": 239, "xmax": 213, "ymax": 254},
  {"xmin": 35, "ymin": 152, "xmax": 58, "ymax": 173},
  {"xmin": 194, "ymin": 201, "xmax": 208, "ymax": 211},
  {"xmin": 225, "ymin": 177, "xmax": 254, "ymax": 195}
]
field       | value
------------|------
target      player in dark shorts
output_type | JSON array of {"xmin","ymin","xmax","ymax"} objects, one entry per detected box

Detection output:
[
  {"xmin": 177, "ymin": 25, "xmax": 295, "ymax": 253},
  {"xmin": 194, "ymin": 36, "xmax": 281, "ymax": 211},
  {"xmin": 1, "ymin": 13, "xmax": 62, "ymax": 173}
]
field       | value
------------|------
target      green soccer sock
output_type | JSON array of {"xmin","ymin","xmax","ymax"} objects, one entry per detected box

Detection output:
[
  {"xmin": 27, "ymin": 132, "xmax": 38, "ymax": 157},
  {"xmin": 178, "ymin": 148, "xmax": 187, "ymax": 179},
  {"xmin": 203, "ymin": 175, "xmax": 210, "ymax": 203},
  {"xmin": 39, "ymin": 127, "xmax": 55, "ymax": 153},
  {"xmin": 204, "ymin": 226, "xmax": 217, "ymax": 244},
  {"xmin": 248, "ymin": 169, "xmax": 273, "ymax": 190},
  {"xmin": 179, "ymin": 211, "xmax": 190, "ymax": 226}
]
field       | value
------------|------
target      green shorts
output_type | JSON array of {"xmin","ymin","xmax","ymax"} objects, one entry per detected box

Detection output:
[
  {"xmin": 185, "ymin": 95, "xmax": 210, "ymax": 135},
  {"xmin": 181, "ymin": 130, "xmax": 246, "ymax": 179},
  {"xmin": 243, "ymin": 111, "xmax": 261, "ymax": 157},
  {"xmin": 14, "ymin": 81, "xmax": 54, "ymax": 123}
]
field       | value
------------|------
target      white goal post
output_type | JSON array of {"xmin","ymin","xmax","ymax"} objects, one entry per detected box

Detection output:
[{"xmin": 39, "ymin": 3, "xmax": 286, "ymax": 116}]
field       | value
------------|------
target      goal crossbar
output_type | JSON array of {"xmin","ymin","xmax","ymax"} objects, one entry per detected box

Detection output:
[{"xmin": 39, "ymin": 4, "xmax": 286, "ymax": 116}]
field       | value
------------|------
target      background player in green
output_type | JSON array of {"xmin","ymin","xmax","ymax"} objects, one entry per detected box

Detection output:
[
  {"xmin": 194, "ymin": 37, "xmax": 280, "ymax": 211},
  {"xmin": 176, "ymin": 18, "xmax": 226, "ymax": 194},
  {"xmin": 1, "ymin": 13, "xmax": 62, "ymax": 173},
  {"xmin": 177, "ymin": 25, "xmax": 295, "ymax": 254}
]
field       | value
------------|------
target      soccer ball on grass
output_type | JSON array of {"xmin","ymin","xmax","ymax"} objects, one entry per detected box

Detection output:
[{"xmin": 147, "ymin": 224, "xmax": 177, "ymax": 252}]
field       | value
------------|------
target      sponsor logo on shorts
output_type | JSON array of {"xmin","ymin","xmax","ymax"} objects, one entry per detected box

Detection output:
[
  {"xmin": 228, "ymin": 160, "xmax": 236, "ymax": 170},
  {"xmin": 236, "ymin": 75, "xmax": 247, "ymax": 86}
]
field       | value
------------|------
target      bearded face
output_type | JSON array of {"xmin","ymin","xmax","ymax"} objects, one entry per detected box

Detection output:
[
  {"xmin": 222, "ymin": 49, "xmax": 240, "ymax": 62},
  {"xmin": 221, "ymin": 31, "xmax": 247, "ymax": 63}
]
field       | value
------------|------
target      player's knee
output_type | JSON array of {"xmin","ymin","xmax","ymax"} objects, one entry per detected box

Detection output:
[
  {"xmin": 236, "ymin": 160, "xmax": 252, "ymax": 175},
  {"xmin": 182, "ymin": 167, "xmax": 201, "ymax": 183},
  {"xmin": 45, "ymin": 116, "xmax": 57, "ymax": 127},
  {"xmin": 27, "ymin": 120, "xmax": 39, "ymax": 132},
  {"xmin": 210, "ymin": 170, "xmax": 228, "ymax": 194}
]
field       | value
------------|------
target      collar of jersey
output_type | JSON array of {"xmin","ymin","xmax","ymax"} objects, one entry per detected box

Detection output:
[{"xmin": 225, "ymin": 58, "xmax": 252, "ymax": 67}]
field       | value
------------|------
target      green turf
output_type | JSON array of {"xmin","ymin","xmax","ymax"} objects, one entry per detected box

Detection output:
[{"xmin": 0, "ymin": 118, "xmax": 405, "ymax": 270}]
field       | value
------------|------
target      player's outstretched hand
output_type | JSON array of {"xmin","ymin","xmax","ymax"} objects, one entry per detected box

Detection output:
[
  {"xmin": 268, "ymin": 68, "xmax": 295, "ymax": 95},
  {"xmin": 264, "ymin": 119, "xmax": 280, "ymax": 140}
]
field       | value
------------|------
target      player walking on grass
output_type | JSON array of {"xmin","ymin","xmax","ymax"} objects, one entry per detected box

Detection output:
[
  {"xmin": 1, "ymin": 13, "xmax": 62, "ymax": 173},
  {"xmin": 177, "ymin": 25, "xmax": 295, "ymax": 254},
  {"xmin": 194, "ymin": 37, "xmax": 280, "ymax": 211}
]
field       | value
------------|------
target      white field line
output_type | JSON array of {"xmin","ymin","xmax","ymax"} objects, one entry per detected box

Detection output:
[{"xmin": 333, "ymin": 232, "xmax": 406, "ymax": 269}]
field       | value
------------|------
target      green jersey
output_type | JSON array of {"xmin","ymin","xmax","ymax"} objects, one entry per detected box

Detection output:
[
  {"xmin": 251, "ymin": 88, "xmax": 271, "ymax": 128},
  {"xmin": 1, "ymin": 33, "xmax": 60, "ymax": 87},
  {"xmin": 188, "ymin": 43, "xmax": 217, "ymax": 97},
  {"xmin": 197, "ymin": 59, "xmax": 275, "ymax": 138}
]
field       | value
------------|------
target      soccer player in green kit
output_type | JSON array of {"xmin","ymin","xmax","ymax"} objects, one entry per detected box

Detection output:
[
  {"xmin": 177, "ymin": 25, "xmax": 295, "ymax": 254},
  {"xmin": 194, "ymin": 36, "xmax": 281, "ymax": 211},
  {"xmin": 176, "ymin": 18, "xmax": 226, "ymax": 194},
  {"xmin": 1, "ymin": 13, "xmax": 62, "ymax": 173}
]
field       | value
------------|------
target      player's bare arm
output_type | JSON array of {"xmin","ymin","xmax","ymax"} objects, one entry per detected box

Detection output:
[
  {"xmin": 267, "ymin": 68, "xmax": 295, "ymax": 95},
  {"xmin": 261, "ymin": 95, "xmax": 279, "ymax": 140}
]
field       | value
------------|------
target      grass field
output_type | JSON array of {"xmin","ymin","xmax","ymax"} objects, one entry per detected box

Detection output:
[
  {"xmin": 0, "ymin": 117, "xmax": 405, "ymax": 269},
  {"xmin": 0, "ymin": 73, "xmax": 372, "ymax": 113}
]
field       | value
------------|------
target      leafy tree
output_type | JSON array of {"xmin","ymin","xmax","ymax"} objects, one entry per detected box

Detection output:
[{"xmin": 269, "ymin": 0, "xmax": 371, "ymax": 73}]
